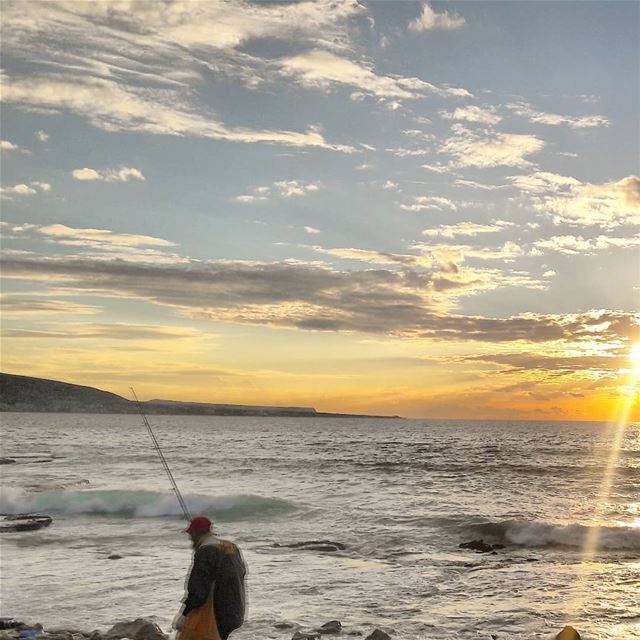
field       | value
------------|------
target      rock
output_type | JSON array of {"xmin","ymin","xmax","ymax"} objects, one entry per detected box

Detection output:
[
  {"xmin": 0, "ymin": 459, "xmax": 17, "ymax": 465},
  {"xmin": 316, "ymin": 621, "xmax": 342, "ymax": 634},
  {"xmin": 89, "ymin": 631, "xmax": 103, "ymax": 640},
  {"xmin": 0, "ymin": 515, "xmax": 53, "ymax": 533},
  {"xmin": 364, "ymin": 631, "xmax": 391, "ymax": 640},
  {"xmin": 105, "ymin": 620, "xmax": 166, "ymax": 640},
  {"xmin": 274, "ymin": 623, "xmax": 295, "ymax": 630},
  {"xmin": 291, "ymin": 633, "xmax": 320, "ymax": 640},
  {"xmin": 459, "ymin": 539, "xmax": 504, "ymax": 553},
  {"xmin": 555, "ymin": 627, "xmax": 581, "ymax": 640},
  {"xmin": 107, "ymin": 555, "xmax": 123, "ymax": 560},
  {"xmin": 274, "ymin": 540, "xmax": 347, "ymax": 552},
  {"xmin": 0, "ymin": 622, "xmax": 24, "ymax": 632}
]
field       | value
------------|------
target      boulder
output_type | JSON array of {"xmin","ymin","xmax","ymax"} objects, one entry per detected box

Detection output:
[
  {"xmin": 274, "ymin": 541, "xmax": 347, "ymax": 553},
  {"xmin": 316, "ymin": 621, "xmax": 342, "ymax": 635},
  {"xmin": 0, "ymin": 622, "xmax": 24, "ymax": 632},
  {"xmin": 459, "ymin": 539, "xmax": 504, "ymax": 553},
  {"xmin": 105, "ymin": 620, "xmax": 166, "ymax": 640},
  {"xmin": 555, "ymin": 627, "xmax": 581, "ymax": 640},
  {"xmin": 364, "ymin": 631, "xmax": 391, "ymax": 640}
]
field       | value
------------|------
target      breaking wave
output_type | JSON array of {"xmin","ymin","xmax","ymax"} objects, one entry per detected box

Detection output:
[
  {"xmin": 465, "ymin": 519, "xmax": 640, "ymax": 551},
  {"xmin": 0, "ymin": 488, "xmax": 298, "ymax": 521}
]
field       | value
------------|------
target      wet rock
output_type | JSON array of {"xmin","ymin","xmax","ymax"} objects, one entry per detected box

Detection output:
[
  {"xmin": 364, "ymin": 631, "xmax": 391, "ymax": 640},
  {"xmin": 291, "ymin": 632, "xmax": 320, "ymax": 640},
  {"xmin": 315, "ymin": 621, "xmax": 342, "ymax": 634},
  {"xmin": 0, "ymin": 621, "xmax": 24, "ymax": 632},
  {"xmin": 107, "ymin": 555, "xmax": 123, "ymax": 560},
  {"xmin": 0, "ymin": 515, "xmax": 53, "ymax": 533},
  {"xmin": 274, "ymin": 623, "xmax": 295, "ymax": 630},
  {"xmin": 274, "ymin": 541, "xmax": 347, "ymax": 553},
  {"xmin": 555, "ymin": 627, "xmax": 581, "ymax": 640},
  {"xmin": 459, "ymin": 539, "xmax": 505, "ymax": 553},
  {"xmin": 88, "ymin": 631, "xmax": 103, "ymax": 640},
  {"xmin": 105, "ymin": 619, "xmax": 166, "ymax": 640}
]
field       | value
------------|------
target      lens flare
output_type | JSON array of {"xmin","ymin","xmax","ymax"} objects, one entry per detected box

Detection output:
[{"xmin": 566, "ymin": 342, "xmax": 639, "ymax": 623}]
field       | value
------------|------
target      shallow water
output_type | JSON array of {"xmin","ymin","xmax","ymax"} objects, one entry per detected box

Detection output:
[{"xmin": 1, "ymin": 414, "xmax": 639, "ymax": 639}]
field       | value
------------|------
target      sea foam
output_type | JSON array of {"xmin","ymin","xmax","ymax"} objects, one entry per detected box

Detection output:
[{"xmin": 0, "ymin": 488, "xmax": 298, "ymax": 521}]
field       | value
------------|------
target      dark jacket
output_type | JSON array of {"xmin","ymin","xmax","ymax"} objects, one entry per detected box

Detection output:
[{"xmin": 182, "ymin": 535, "xmax": 246, "ymax": 639}]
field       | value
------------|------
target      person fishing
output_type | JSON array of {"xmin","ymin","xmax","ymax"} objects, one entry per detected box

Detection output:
[
  {"xmin": 174, "ymin": 516, "xmax": 247, "ymax": 640},
  {"xmin": 130, "ymin": 390, "xmax": 247, "ymax": 640}
]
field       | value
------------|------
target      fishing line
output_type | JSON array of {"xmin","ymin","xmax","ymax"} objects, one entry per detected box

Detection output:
[{"xmin": 130, "ymin": 387, "xmax": 191, "ymax": 522}]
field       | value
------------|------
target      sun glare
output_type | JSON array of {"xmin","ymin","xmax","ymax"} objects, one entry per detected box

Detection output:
[{"xmin": 631, "ymin": 342, "xmax": 640, "ymax": 369}]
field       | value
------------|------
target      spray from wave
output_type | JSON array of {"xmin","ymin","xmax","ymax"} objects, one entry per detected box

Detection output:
[
  {"xmin": 466, "ymin": 519, "xmax": 640, "ymax": 551},
  {"xmin": 0, "ymin": 488, "xmax": 298, "ymax": 521}
]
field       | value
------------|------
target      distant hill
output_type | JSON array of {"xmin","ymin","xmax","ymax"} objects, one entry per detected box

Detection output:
[{"xmin": 0, "ymin": 373, "xmax": 400, "ymax": 418}]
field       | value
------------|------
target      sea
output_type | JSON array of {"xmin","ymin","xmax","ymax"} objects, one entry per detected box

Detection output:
[{"xmin": 1, "ymin": 414, "xmax": 639, "ymax": 640}]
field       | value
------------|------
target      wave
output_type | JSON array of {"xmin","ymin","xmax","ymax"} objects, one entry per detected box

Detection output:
[
  {"xmin": 465, "ymin": 519, "xmax": 640, "ymax": 551},
  {"xmin": 0, "ymin": 488, "xmax": 298, "ymax": 521}
]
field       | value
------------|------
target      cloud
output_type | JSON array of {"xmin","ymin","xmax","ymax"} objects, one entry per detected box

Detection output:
[
  {"xmin": 421, "ymin": 163, "xmax": 450, "ymax": 174},
  {"xmin": 409, "ymin": 2, "xmax": 466, "ymax": 31},
  {"xmin": 2, "ymin": 323, "xmax": 200, "ymax": 341},
  {"xmin": 0, "ymin": 182, "xmax": 50, "ymax": 198},
  {"xmin": 422, "ymin": 221, "xmax": 513, "ymax": 239},
  {"xmin": 36, "ymin": 130, "xmax": 49, "ymax": 142},
  {"xmin": 1, "ymin": 140, "xmax": 19, "ymax": 151},
  {"xmin": 4, "ymin": 254, "xmax": 627, "ymax": 343},
  {"xmin": 278, "ymin": 49, "xmax": 470, "ymax": 104},
  {"xmin": 466, "ymin": 351, "xmax": 628, "ymax": 375},
  {"xmin": 532, "ymin": 234, "xmax": 640, "ymax": 255},
  {"xmin": 304, "ymin": 226, "xmax": 320, "ymax": 234},
  {"xmin": 441, "ymin": 105, "xmax": 502, "ymax": 125},
  {"xmin": 441, "ymin": 124, "xmax": 545, "ymax": 168},
  {"xmin": 235, "ymin": 180, "xmax": 321, "ymax": 203},
  {"xmin": 71, "ymin": 166, "xmax": 145, "ymax": 182},
  {"xmin": 0, "ymin": 294, "xmax": 100, "ymax": 316},
  {"xmin": 2, "ymin": 73, "xmax": 354, "ymax": 152},
  {"xmin": 400, "ymin": 196, "xmax": 458, "ymax": 212},
  {"xmin": 413, "ymin": 241, "xmax": 525, "ymax": 265},
  {"xmin": 511, "ymin": 172, "xmax": 640, "ymax": 227},
  {"xmin": 36, "ymin": 223, "xmax": 175, "ymax": 249},
  {"xmin": 454, "ymin": 179, "xmax": 508, "ymax": 191},
  {"xmin": 506, "ymin": 101, "xmax": 610, "ymax": 129}
]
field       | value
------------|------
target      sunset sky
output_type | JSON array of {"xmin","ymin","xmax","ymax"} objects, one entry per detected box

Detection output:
[{"xmin": 1, "ymin": 0, "xmax": 639, "ymax": 420}]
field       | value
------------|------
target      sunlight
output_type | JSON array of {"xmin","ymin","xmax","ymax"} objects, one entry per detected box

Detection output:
[{"xmin": 567, "ymin": 343, "xmax": 640, "ymax": 621}]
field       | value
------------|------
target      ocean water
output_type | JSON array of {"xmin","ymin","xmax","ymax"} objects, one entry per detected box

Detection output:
[{"xmin": 1, "ymin": 414, "xmax": 639, "ymax": 639}]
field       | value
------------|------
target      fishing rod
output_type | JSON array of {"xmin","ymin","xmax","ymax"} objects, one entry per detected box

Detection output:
[{"xmin": 130, "ymin": 387, "xmax": 191, "ymax": 522}]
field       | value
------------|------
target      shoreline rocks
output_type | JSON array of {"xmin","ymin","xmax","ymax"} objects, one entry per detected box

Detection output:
[{"xmin": 0, "ymin": 618, "xmax": 584, "ymax": 640}]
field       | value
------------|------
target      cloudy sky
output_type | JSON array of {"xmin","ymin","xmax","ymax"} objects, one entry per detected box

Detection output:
[{"xmin": 1, "ymin": 0, "xmax": 639, "ymax": 420}]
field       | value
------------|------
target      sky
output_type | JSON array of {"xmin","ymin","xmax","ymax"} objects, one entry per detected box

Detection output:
[{"xmin": 1, "ymin": 0, "xmax": 639, "ymax": 421}]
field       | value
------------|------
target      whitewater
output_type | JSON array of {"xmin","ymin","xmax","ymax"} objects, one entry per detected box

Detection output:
[{"xmin": 1, "ymin": 414, "xmax": 639, "ymax": 639}]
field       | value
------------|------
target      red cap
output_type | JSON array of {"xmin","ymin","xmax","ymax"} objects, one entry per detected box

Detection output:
[{"xmin": 184, "ymin": 516, "xmax": 212, "ymax": 533}]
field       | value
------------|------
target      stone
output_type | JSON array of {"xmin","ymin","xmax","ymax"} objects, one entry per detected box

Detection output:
[
  {"xmin": 364, "ymin": 631, "xmax": 391, "ymax": 640},
  {"xmin": 291, "ymin": 633, "xmax": 320, "ymax": 640},
  {"xmin": 555, "ymin": 627, "xmax": 581, "ymax": 640},
  {"xmin": 274, "ymin": 623, "xmax": 295, "ymax": 630},
  {"xmin": 459, "ymin": 539, "xmax": 504, "ymax": 553},
  {"xmin": 0, "ymin": 622, "xmax": 24, "ymax": 632},
  {"xmin": 316, "ymin": 621, "xmax": 342, "ymax": 635},
  {"xmin": 274, "ymin": 540, "xmax": 347, "ymax": 552},
  {"xmin": 107, "ymin": 555, "xmax": 123, "ymax": 560},
  {"xmin": 105, "ymin": 620, "xmax": 166, "ymax": 640}
]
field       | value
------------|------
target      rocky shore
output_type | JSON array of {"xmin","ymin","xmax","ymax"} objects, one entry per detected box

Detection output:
[{"xmin": 0, "ymin": 617, "xmax": 583, "ymax": 640}]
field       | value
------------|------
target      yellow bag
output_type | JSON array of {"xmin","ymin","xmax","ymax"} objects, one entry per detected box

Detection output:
[{"xmin": 178, "ymin": 590, "xmax": 221, "ymax": 640}]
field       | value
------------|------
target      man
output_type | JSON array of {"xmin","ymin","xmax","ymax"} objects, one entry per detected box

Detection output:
[{"xmin": 175, "ymin": 516, "xmax": 247, "ymax": 640}]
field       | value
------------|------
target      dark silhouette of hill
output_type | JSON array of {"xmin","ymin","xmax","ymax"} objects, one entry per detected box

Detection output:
[{"xmin": 0, "ymin": 373, "xmax": 400, "ymax": 418}]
